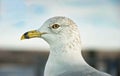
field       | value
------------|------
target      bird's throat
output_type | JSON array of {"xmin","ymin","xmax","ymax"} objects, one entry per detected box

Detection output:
[
  {"xmin": 44, "ymin": 44, "xmax": 87, "ymax": 76},
  {"xmin": 47, "ymin": 39, "xmax": 87, "ymax": 67},
  {"xmin": 44, "ymin": 36, "xmax": 88, "ymax": 76}
]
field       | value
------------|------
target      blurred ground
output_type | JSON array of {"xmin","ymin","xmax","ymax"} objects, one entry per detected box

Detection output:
[{"xmin": 0, "ymin": 49, "xmax": 119, "ymax": 76}]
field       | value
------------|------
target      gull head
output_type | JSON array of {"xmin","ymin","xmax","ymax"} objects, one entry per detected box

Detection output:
[{"xmin": 21, "ymin": 16, "xmax": 80, "ymax": 47}]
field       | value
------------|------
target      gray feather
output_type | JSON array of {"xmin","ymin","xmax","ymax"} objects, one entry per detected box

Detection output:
[{"xmin": 58, "ymin": 65, "xmax": 111, "ymax": 76}]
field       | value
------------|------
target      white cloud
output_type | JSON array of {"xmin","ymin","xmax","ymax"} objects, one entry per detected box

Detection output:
[{"xmin": 80, "ymin": 24, "xmax": 120, "ymax": 49}]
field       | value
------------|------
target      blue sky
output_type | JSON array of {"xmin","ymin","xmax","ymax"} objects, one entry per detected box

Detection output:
[{"xmin": 0, "ymin": 0, "xmax": 120, "ymax": 50}]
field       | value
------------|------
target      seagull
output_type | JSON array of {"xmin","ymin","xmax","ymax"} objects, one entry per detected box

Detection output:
[{"xmin": 21, "ymin": 16, "xmax": 112, "ymax": 76}]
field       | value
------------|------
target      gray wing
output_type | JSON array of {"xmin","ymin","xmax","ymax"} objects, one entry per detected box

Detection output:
[
  {"xmin": 58, "ymin": 71, "xmax": 111, "ymax": 76},
  {"xmin": 58, "ymin": 66, "xmax": 111, "ymax": 76}
]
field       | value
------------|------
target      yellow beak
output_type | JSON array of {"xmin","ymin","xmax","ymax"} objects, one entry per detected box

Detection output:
[{"xmin": 21, "ymin": 30, "xmax": 46, "ymax": 40}]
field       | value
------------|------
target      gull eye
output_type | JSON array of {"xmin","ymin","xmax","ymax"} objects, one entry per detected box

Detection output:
[{"xmin": 51, "ymin": 24, "xmax": 60, "ymax": 29}]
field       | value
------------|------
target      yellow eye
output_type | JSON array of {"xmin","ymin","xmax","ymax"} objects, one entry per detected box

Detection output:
[{"xmin": 51, "ymin": 24, "xmax": 60, "ymax": 29}]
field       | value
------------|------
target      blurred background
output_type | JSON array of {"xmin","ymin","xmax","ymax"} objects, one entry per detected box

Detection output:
[{"xmin": 0, "ymin": 0, "xmax": 120, "ymax": 76}]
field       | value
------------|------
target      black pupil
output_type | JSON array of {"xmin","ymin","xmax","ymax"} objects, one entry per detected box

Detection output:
[{"xmin": 52, "ymin": 24, "xmax": 59, "ymax": 29}]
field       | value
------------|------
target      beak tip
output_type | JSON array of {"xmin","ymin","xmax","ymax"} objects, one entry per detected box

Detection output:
[{"xmin": 20, "ymin": 35, "xmax": 25, "ymax": 40}]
